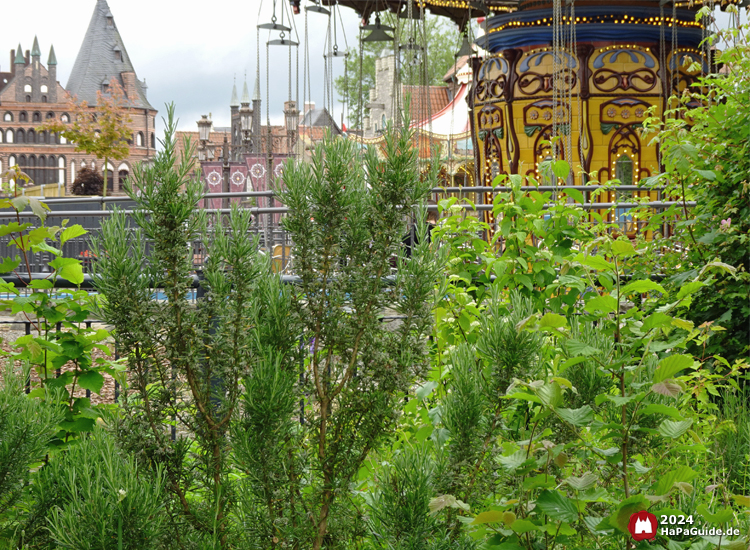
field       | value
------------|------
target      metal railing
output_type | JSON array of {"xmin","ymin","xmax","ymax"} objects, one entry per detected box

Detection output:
[{"xmin": 0, "ymin": 188, "xmax": 692, "ymax": 274}]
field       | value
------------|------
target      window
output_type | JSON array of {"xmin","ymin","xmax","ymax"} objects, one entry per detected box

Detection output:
[
  {"xmin": 27, "ymin": 155, "xmax": 36, "ymax": 185},
  {"xmin": 3, "ymin": 112, "xmax": 12, "ymax": 122},
  {"xmin": 46, "ymin": 112, "xmax": 54, "ymax": 119},
  {"xmin": 25, "ymin": 96, "xmax": 31, "ymax": 103},
  {"xmin": 615, "ymin": 155, "xmax": 634, "ymax": 227},
  {"xmin": 28, "ymin": 129, "xmax": 35, "ymax": 143},
  {"xmin": 16, "ymin": 129, "xmax": 24, "ymax": 143},
  {"xmin": 19, "ymin": 112, "xmax": 27, "ymax": 122},
  {"xmin": 33, "ymin": 112, "xmax": 41, "ymax": 122},
  {"xmin": 41, "ymin": 85, "xmax": 48, "ymax": 93},
  {"xmin": 61, "ymin": 114, "xmax": 70, "ymax": 123},
  {"xmin": 48, "ymin": 156, "xmax": 55, "ymax": 185},
  {"xmin": 24, "ymin": 84, "xmax": 32, "ymax": 93},
  {"xmin": 107, "ymin": 16, "xmax": 114, "ymax": 27},
  {"xmin": 114, "ymin": 50, "xmax": 122, "ymax": 61},
  {"xmin": 58, "ymin": 156, "xmax": 65, "ymax": 185},
  {"xmin": 38, "ymin": 131, "xmax": 46, "ymax": 144},
  {"xmin": 41, "ymin": 96, "xmax": 47, "ymax": 103},
  {"xmin": 102, "ymin": 83, "xmax": 109, "ymax": 93},
  {"xmin": 136, "ymin": 132, "xmax": 143, "ymax": 146},
  {"xmin": 60, "ymin": 134, "xmax": 67, "ymax": 145},
  {"xmin": 151, "ymin": 133, "xmax": 155, "ymax": 148},
  {"xmin": 6, "ymin": 129, "xmax": 13, "ymax": 143}
]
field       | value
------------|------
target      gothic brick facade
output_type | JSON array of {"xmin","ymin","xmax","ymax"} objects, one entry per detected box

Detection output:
[{"xmin": 0, "ymin": 0, "xmax": 157, "ymax": 196}]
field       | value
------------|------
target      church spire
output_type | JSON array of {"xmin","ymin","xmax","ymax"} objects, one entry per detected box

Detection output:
[
  {"xmin": 230, "ymin": 77, "xmax": 239, "ymax": 108},
  {"xmin": 253, "ymin": 77, "xmax": 261, "ymax": 102},
  {"xmin": 48, "ymin": 45, "xmax": 58, "ymax": 66},
  {"xmin": 66, "ymin": 0, "xmax": 153, "ymax": 109},
  {"xmin": 14, "ymin": 44, "xmax": 24, "ymax": 65},
  {"xmin": 241, "ymin": 78, "xmax": 251, "ymax": 104},
  {"xmin": 31, "ymin": 36, "xmax": 41, "ymax": 58}
]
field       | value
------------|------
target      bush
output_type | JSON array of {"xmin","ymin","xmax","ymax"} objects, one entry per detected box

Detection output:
[{"xmin": 71, "ymin": 166, "xmax": 103, "ymax": 195}]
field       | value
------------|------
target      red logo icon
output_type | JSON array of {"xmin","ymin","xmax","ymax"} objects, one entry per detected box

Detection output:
[{"xmin": 628, "ymin": 511, "xmax": 658, "ymax": 541}]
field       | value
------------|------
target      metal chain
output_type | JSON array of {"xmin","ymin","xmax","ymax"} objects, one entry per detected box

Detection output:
[{"xmin": 671, "ymin": 0, "xmax": 678, "ymax": 97}]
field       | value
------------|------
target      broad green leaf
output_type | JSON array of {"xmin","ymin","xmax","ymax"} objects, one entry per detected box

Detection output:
[
  {"xmin": 535, "ymin": 490, "xmax": 578, "ymax": 522},
  {"xmin": 506, "ymin": 392, "xmax": 542, "ymax": 404},
  {"xmin": 552, "ymin": 160, "xmax": 570, "ymax": 178},
  {"xmin": 557, "ymin": 405, "xmax": 594, "ymax": 427},
  {"xmin": 0, "ymin": 256, "xmax": 21, "ymax": 273},
  {"xmin": 658, "ymin": 419, "xmax": 692, "ymax": 439},
  {"xmin": 77, "ymin": 371, "xmax": 104, "ymax": 394},
  {"xmin": 49, "ymin": 257, "xmax": 84, "ymax": 285},
  {"xmin": 536, "ymin": 382, "xmax": 563, "ymax": 408},
  {"xmin": 696, "ymin": 504, "xmax": 734, "ymax": 524},
  {"xmin": 473, "ymin": 510, "xmax": 504, "ymax": 524},
  {"xmin": 565, "ymin": 339, "xmax": 600, "ymax": 357},
  {"xmin": 564, "ymin": 472, "xmax": 598, "ymax": 491},
  {"xmin": 652, "ymin": 466, "xmax": 698, "ymax": 495},
  {"xmin": 564, "ymin": 188, "xmax": 585, "ymax": 204},
  {"xmin": 639, "ymin": 404, "xmax": 683, "ymax": 419},
  {"xmin": 585, "ymin": 295, "xmax": 618, "ymax": 313},
  {"xmin": 676, "ymin": 281, "xmax": 704, "ymax": 299},
  {"xmin": 415, "ymin": 424, "xmax": 433, "ymax": 443},
  {"xmin": 510, "ymin": 519, "xmax": 539, "ymax": 534},
  {"xmin": 621, "ymin": 279, "xmax": 666, "ymax": 295},
  {"xmin": 654, "ymin": 354, "xmax": 694, "ymax": 383},
  {"xmin": 59, "ymin": 417, "xmax": 95, "ymax": 433},
  {"xmin": 539, "ymin": 312, "xmax": 567, "ymax": 329},
  {"xmin": 28, "ymin": 197, "xmax": 49, "ymax": 222},
  {"xmin": 575, "ymin": 253, "xmax": 614, "ymax": 271},
  {"xmin": 523, "ymin": 474, "xmax": 556, "ymax": 491},
  {"xmin": 0, "ymin": 222, "xmax": 32, "ymax": 238},
  {"xmin": 27, "ymin": 278, "xmax": 54, "ymax": 290},
  {"xmin": 610, "ymin": 494, "xmax": 649, "ymax": 533},
  {"xmin": 732, "ymin": 495, "xmax": 750, "ymax": 507},
  {"xmin": 416, "ymin": 381, "xmax": 438, "ymax": 400},
  {"xmin": 60, "ymin": 224, "xmax": 87, "ymax": 245},
  {"xmin": 694, "ymin": 169, "xmax": 716, "ymax": 181},
  {"xmin": 671, "ymin": 318, "xmax": 694, "ymax": 331},
  {"xmin": 611, "ymin": 239, "xmax": 635, "ymax": 258},
  {"xmin": 642, "ymin": 312, "xmax": 672, "ymax": 332}
]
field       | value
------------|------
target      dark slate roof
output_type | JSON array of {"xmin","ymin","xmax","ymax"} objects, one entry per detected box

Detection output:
[
  {"xmin": 300, "ymin": 108, "xmax": 340, "ymax": 133},
  {"xmin": 31, "ymin": 36, "xmax": 41, "ymax": 57},
  {"xmin": 48, "ymin": 45, "xmax": 57, "ymax": 66},
  {"xmin": 66, "ymin": 0, "xmax": 153, "ymax": 109}
]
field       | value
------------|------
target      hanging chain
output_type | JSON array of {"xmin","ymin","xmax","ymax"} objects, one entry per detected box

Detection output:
[
  {"xmin": 671, "ymin": 0, "xmax": 678, "ymax": 98},
  {"xmin": 552, "ymin": 0, "xmax": 562, "ymax": 159}
]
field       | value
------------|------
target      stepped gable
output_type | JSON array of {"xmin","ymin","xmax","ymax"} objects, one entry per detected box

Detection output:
[{"xmin": 66, "ymin": 0, "xmax": 153, "ymax": 109}]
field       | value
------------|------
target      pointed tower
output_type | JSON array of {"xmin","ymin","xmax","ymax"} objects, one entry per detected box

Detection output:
[
  {"xmin": 14, "ymin": 44, "xmax": 25, "ymax": 100},
  {"xmin": 66, "ymin": 0, "xmax": 153, "ymax": 110},
  {"xmin": 47, "ymin": 45, "xmax": 58, "ymax": 103},
  {"xmin": 252, "ymin": 77, "xmax": 262, "ymax": 141}
]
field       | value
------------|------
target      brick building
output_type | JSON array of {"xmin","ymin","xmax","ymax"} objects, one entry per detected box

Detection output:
[{"xmin": 0, "ymin": 0, "xmax": 157, "ymax": 196}]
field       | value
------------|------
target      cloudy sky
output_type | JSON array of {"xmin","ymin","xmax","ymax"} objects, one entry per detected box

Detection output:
[
  {"xmin": 2, "ymin": 0, "xmax": 363, "ymax": 135},
  {"xmin": 2, "ymin": 0, "xmax": 745, "ymax": 138}
]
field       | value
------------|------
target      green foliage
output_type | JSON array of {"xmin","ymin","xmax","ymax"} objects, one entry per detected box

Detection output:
[
  {"xmin": 334, "ymin": 15, "xmax": 461, "ymax": 127},
  {"xmin": 45, "ymin": 428, "xmax": 167, "ymax": 550},
  {"xmin": 0, "ymin": 367, "xmax": 62, "ymax": 537}
]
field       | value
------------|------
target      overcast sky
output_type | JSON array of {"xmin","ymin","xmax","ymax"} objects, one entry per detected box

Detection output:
[
  {"xmin": 2, "ymin": 0, "xmax": 744, "ymax": 139},
  {"xmin": 2, "ymin": 0, "xmax": 362, "ymax": 136}
]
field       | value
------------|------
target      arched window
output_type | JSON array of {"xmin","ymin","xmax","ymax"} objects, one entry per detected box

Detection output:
[
  {"xmin": 33, "ymin": 112, "xmax": 41, "ymax": 123},
  {"xmin": 60, "ymin": 134, "xmax": 67, "ymax": 145},
  {"xmin": 25, "ymin": 96, "xmax": 31, "ymax": 103},
  {"xmin": 38, "ymin": 130, "xmax": 46, "ymax": 144},
  {"xmin": 24, "ymin": 84, "xmax": 31, "ymax": 93},
  {"xmin": 136, "ymin": 132, "xmax": 144, "ymax": 147},
  {"xmin": 41, "ymin": 85, "xmax": 48, "ymax": 93},
  {"xmin": 38, "ymin": 155, "xmax": 46, "ymax": 185},
  {"xmin": 58, "ymin": 156, "xmax": 66, "ymax": 185},
  {"xmin": 118, "ymin": 163, "xmax": 129, "ymax": 189},
  {"xmin": 28, "ymin": 129, "xmax": 35, "ymax": 143},
  {"xmin": 61, "ymin": 114, "xmax": 70, "ymax": 123},
  {"xmin": 105, "ymin": 162, "xmax": 114, "ymax": 192},
  {"xmin": 0, "ymin": 128, "xmax": 3, "ymax": 143},
  {"xmin": 16, "ymin": 129, "xmax": 24, "ymax": 143},
  {"xmin": 6, "ymin": 129, "xmax": 13, "ymax": 143},
  {"xmin": 151, "ymin": 133, "xmax": 155, "ymax": 148},
  {"xmin": 47, "ymin": 156, "xmax": 55, "ymax": 185},
  {"xmin": 19, "ymin": 112, "xmax": 27, "ymax": 122},
  {"xmin": 3, "ymin": 112, "xmax": 12, "ymax": 122},
  {"xmin": 41, "ymin": 96, "xmax": 47, "ymax": 103},
  {"xmin": 27, "ymin": 156, "xmax": 35, "ymax": 185}
]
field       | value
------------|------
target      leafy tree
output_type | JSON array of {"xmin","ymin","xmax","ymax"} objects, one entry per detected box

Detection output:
[
  {"xmin": 41, "ymin": 77, "xmax": 131, "ymax": 199},
  {"xmin": 335, "ymin": 15, "xmax": 462, "ymax": 127},
  {"xmin": 70, "ymin": 166, "xmax": 104, "ymax": 196}
]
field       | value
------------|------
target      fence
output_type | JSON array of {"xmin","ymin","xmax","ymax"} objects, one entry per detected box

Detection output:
[{"xmin": 0, "ymin": 188, "xmax": 694, "ymax": 275}]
